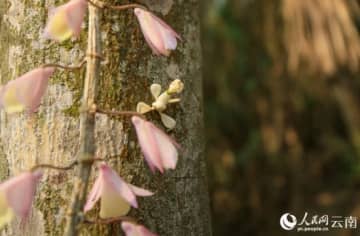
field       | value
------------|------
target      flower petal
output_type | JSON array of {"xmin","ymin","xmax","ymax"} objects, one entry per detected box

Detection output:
[
  {"xmin": 136, "ymin": 102, "xmax": 153, "ymax": 114},
  {"xmin": 143, "ymin": 9, "xmax": 181, "ymax": 51},
  {"xmin": 84, "ymin": 175, "xmax": 102, "ymax": 212},
  {"xmin": 121, "ymin": 221, "xmax": 137, "ymax": 236},
  {"xmin": 150, "ymin": 84, "xmax": 161, "ymax": 99},
  {"xmin": 44, "ymin": 0, "xmax": 87, "ymax": 42},
  {"xmin": 149, "ymin": 122, "xmax": 179, "ymax": 170},
  {"xmin": 1, "ymin": 67, "xmax": 55, "ymax": 114},
  {"xmin": 150, "ymin": 11, "xmax": 181, "ymax": 41},
  {"xmin": 65, "ymin": 0, "xmax": 87, "ymax": 37},
  {"xmin": 134, "ymin": 8, "xmax": 165, "ymax": 55},
  {"xmin": 45, "ymin": 9, "xmax": 73, "ymax": 41},
  {"xmin": 134, "ymin": 8, "xmax": 180, "ymax": 56},
  {"xmin": 100, "ymin": 184, "xmax": 131, "ymax": 218},
  {"xmin": 121, "ymin": 222, "xmax": 158, "ymax": 236},
  {"xmin": 128, "ymin": 184, "xmax": 154, "ymax": 197},
  {"xmin": 159, "ymin": 112, "xmax": 176, "ymax": 130},
  {"xmin": 0, "ymin": 192, "xmax": 14, "ymax": 230},
  {"xmin": 2, "ymin": 85, "xmax": 25, "ymax": 114},
  {"xmin": 19, "ymin": 67, "xmax": 55, "ymax": 113},
  {"xmin": 0, "ymin": 171, "xmax": 42, "ymax": 220},
  {"xmin": 138, "ymin": 225, "xmax": 158, "ymax": 236},
  {"xmin": 131, "ymin": 116, "xmax": 164, "ymax": 173},
  {"xmin": 157, "ymin": 22, "xmax": 178, "ymax": 50},
  {"xmin": 100, "ymin": 164, "xmax": 138, "ymax": 208}
]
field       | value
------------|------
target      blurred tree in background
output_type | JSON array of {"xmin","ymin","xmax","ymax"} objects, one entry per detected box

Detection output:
[{"xmin": 201, "ymin": 0, "xmax": 360, "ymax": 235}]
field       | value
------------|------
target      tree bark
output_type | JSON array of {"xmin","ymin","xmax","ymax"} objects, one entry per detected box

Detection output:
[{"xmin": 0, "ymin": 0, "xmax": 212, "ymax": 235}]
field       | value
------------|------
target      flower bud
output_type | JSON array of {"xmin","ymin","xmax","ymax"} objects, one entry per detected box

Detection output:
[{"xmin": 167, "ymin": 79, "xmax": 184, "ymax": 94}]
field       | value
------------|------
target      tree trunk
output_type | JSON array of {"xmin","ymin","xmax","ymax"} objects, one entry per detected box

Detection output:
[{"xmin": 0, "ymin": 0, "xmax": 212, "ymax": 235}]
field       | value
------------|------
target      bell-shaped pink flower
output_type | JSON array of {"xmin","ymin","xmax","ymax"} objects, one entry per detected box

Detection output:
[
  {"xmin": 0, "ymin": 67, "xmax": 55, "ymax": 114},
  {"xmin": 134, "ymin": 8, "xmax": 181, "ymax": 56},
  {"xmin": 84, "ymin": 163, "xmax": 153, "ymax": 218},
  {"xmin": 131, "ymin": 116, "xmax": 180, "ymax": 173},
  {"xmin": 44, "ymin": 0, "xmax": 87, "ymax": 42},
  {"xmin": 122, "ymin": 222, "xmax": 158, "ymax": 236},
  {"xmin": 0, "ymin": 171, "xmax": 42, "ymax": 229}
]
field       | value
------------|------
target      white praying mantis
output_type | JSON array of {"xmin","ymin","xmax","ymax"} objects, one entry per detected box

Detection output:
[{"xmin": 136, "ymin": 79, "xmax": 184, "ymax": 130}]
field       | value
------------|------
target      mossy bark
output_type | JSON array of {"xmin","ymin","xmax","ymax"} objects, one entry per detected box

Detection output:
[{"xmin": 0, "ymin": 0, "xmax": 212, "ymax": 235}]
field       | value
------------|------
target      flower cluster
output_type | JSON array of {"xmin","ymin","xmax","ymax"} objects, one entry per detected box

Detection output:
[
  {"xmin": 0, "ymin": 0, "xmax": 184, "ymax": 235},
  {"xmin": 44, "ymin": 0, "xmax": 181, "ymax": 56},
  {"xmin": 137, "ymin": 79, "xmax": 184, "ymax": 129}
]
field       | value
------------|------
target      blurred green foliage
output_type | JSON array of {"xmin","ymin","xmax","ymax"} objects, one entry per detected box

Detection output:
[{"xmin": 201, "ymin": 0, "xmax": 360, "ymax": 235}]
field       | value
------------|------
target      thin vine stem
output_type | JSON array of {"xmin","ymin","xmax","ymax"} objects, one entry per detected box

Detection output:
[
  {"xmin": 85, "ymin": 0, "xmax": 105, "ymax": 9},
  {"xmin": 30, "ymin": 158, "xmax": 105, "ymax": 172},
  {"xmin": 85, "ymin": 0, "xmax": 147, "ymax": 11},
  {"xmin": 64, "ymin": 3, "xmax": 102, "ymax": 234},
  {"xmin": 83, "ymin": 216, "xmax": 137, "ymax": 225},
  {"xmin": 96, "ymin": 108, "xmax": 146, "ymax": 119},
  {"xmin": 42, "ymin": 53, "xmax": 104, "ymax": 71},
  {"xmin": 86, "ymin": 52, "xmax": 104, "ymax": 60},
  {"xmin": 106, "ymin": 3, "xmax": 147, "ymax": 11},
  {"xmin": 31, "ymin": 161, "xmax": 78, "ymax": 172},
  {"xmin": 42, "ymin": 60, "xmax": 87, "ymax": 71}
]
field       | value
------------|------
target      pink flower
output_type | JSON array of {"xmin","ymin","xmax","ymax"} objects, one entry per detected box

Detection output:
[
  {"xmin": 134, "ymin": 8, "xmax": 181, "ymax": 56},
  {"xmin": 84, "ymin": 163, "xmax": 153, "ymax": 218},
  {"xmin": 0, "ymin": 171, "xmax": 42, "ymax": 229},
  {"xmin": 44, "ymin": 0, "xmax": 87, "ymax": 42},
  {"xmin": 122, "ymin": 222, "xmax": 158, "ymax": 236},
  {"xmin": 131, "ymin": 116, "xmax": 180, "ymax": 173},
  {"xmin": 0, "ymin": 67, "xmax": 55, "ymax": 114}
]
